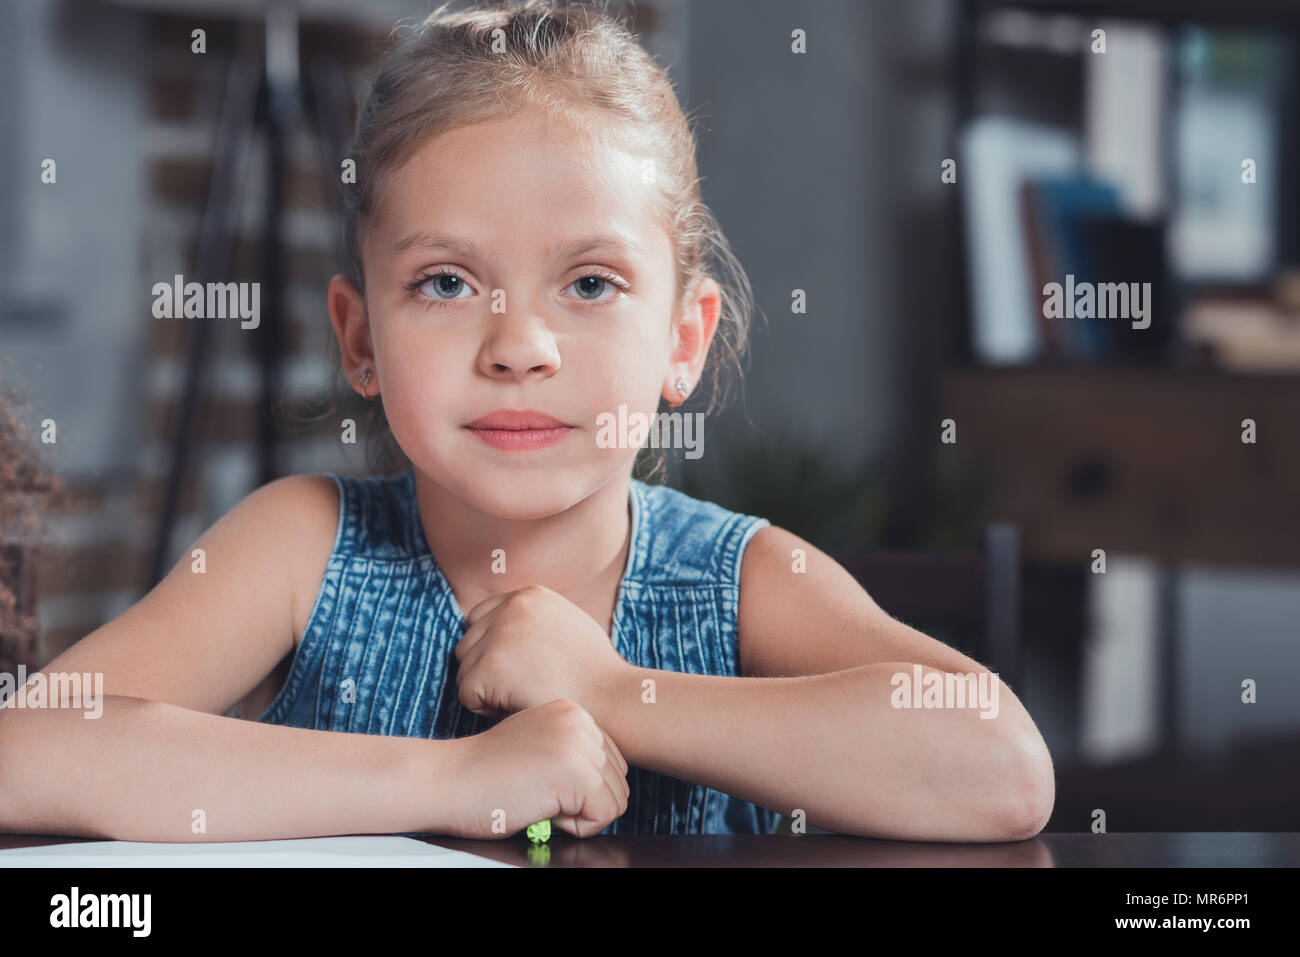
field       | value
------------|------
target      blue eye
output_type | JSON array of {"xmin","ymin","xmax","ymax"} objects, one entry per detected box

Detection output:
[
  {"xmin": 562, "ymin": 272, "xmax": 628, "ymax": 304},
  {"xmin": 403, "ymin": 268, "xmax": 629, "ymax": 309},
  {"xmin": 570, "ymin": 276, "xmax": 610, "ymax": 301},
  {"xmin": 417, "ymin": 271, "xmax": 473, "ymax": 301}
]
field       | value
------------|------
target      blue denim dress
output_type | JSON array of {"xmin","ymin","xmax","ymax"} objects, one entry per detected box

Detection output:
[{"xmin": 256, "ymin": 471, "xmax": 782, "ymax": 835}]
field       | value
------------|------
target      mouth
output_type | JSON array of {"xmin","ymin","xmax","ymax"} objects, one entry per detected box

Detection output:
[{"xmin": 464, "ymin": 409, "xmax": 576, "ymax": 452}]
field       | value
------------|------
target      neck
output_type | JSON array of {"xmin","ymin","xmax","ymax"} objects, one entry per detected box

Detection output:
[{"xmin": 412, "ymin": 471, "xmax": 634, "ymax": 624}]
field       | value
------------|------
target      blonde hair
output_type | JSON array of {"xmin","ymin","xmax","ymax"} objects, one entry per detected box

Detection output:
[{"xmin": 336, "ymin": 0, "xmax": 757, "ymax": 479}]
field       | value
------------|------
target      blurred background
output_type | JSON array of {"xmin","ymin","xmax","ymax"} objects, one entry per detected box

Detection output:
[{"xmin": 1, "ymin": 0, "xmax": 1298, "ymax": 833}]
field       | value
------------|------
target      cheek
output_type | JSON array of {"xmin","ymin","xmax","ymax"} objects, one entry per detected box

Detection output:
[
  {"xmin": 381, "ymin": 346, "xmax": 447, "ymax": 397},
  {"xmin": 585, "ymin": 320, "xmax": 672, "ymax": 400},
  {"xmin": 372, "ymin": 332, "xmax": 458, "ymax": 431}
]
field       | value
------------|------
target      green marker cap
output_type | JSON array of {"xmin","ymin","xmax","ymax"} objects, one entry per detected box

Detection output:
[{"xmin": 525, "ymin": 819, "xmax": 551, "ymax": 844}]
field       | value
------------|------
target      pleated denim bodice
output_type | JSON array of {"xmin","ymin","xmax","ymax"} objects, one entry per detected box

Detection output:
[{"xmin": 256, "ymin": 470, "xmax": 780, "ymax": 835}]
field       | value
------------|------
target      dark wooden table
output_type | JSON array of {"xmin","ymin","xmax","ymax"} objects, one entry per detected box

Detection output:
[{"xmin": 2, "ymin": 832, "xmax": 1296, "ymax": 867}]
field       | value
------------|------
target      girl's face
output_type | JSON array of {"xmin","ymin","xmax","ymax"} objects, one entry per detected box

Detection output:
[{"xmin": 331, "ymin": 109, "xmax": 719, "ymax": 520}]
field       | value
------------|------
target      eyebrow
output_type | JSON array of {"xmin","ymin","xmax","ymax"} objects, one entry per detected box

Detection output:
[{"xmin": 391, "ymin": 231, "xmax": 645, "ymax": 262}]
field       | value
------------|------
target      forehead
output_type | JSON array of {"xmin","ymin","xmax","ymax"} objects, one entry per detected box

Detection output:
[{"xmin": 373, "ymin": 109, "xmax": 670, "ymax": 265}]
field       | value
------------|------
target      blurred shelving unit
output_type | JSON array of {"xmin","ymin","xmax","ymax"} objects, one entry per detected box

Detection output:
[
  {"xmin": 949, "ymin": 0, "xmax": 1300, "ymax": 563},
  {"xmin": 944, "ymin": 1, "xmax": 1300, "ymax": 804}
]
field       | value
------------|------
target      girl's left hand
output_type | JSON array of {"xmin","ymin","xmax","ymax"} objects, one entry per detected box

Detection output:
[{"xmin": 454, "ymin": 585, "xmax": 631, "ymax": 720}]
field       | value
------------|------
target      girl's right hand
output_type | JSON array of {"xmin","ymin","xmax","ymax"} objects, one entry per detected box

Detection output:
[{"xmin": 442, "ymin": 698, "xmax": 630, "ymax": 840}]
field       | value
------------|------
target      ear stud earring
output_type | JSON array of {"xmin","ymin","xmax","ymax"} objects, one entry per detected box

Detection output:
[
  {"xmin": 358, "ymin": 368, "xmax": 374, "ymax": 399},
  {"xmin": 669, "ymin": 377, "xmax": 689, "ymax": 408}
]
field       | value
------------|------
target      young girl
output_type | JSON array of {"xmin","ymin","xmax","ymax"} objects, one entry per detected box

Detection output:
[{"xmin": 0, "ymin": 0, "xmax": 1053, "ymax": 843}]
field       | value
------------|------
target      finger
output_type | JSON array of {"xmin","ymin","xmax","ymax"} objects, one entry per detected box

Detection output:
[
  {"xmin": 601, "ymin": 727, "xmax": 629, "ymax": 778},
  {"xmin": 455, "ymin": 636, "xmax": 488, "ymax": 677},
  {"xmin": 551, "ymin": 814, "xmax": 588, "ymax": 839},
  {"xmin": 550, "ymin": 770, "xmax": 618, "ymax": 840},
  {"xmin": 456, "ymin": 669, "xmax": 491, "ymax": 717},
  {"xmin": 580, "ymin": 729, "xmax": 629, "ymax": 822},
  {"xmin": 550, "ymin": 794, "xmax": 593, "ymax": 839},
  {"xmin": 458, "ymin": 685, "xmax": 504, "ymax": 719},
  {"xmin": 595, "ymin": 742, "xmax": 630, "ymax": 813},
  {"xmin": 452, "ymin": 616, "xmax": 485, "ymax": 662},
  {"xmin": 464, "ymin": 591, "xmax": 511, "ymax": 626},
  {"xmin": 456, "ymin": 654, "xmax": 512, "ymax": 719},
  {"xmin": 551, "ymin": 798, "xmax": 613, "ymax": 840},
  {"xmin": 565, "ymin": 713, "xmax": 627, "ymax": 779},
  {"xmin": 456, "ymin": 653, "xmax": 513, "ymax": 722}
]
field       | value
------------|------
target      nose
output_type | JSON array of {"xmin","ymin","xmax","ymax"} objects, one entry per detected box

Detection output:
[{"xmin": 476, "ymin": 306, "xmax": 561, "ymax": 382}]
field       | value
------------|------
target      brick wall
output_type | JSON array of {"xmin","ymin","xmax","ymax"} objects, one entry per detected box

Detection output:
[
  {"xmin": 29, "ymin": 11, "xmax": 388, "ymax": 666},
  {"xmin": 18, "ymin": 0, "xmax": 673, "ymax": 669}
]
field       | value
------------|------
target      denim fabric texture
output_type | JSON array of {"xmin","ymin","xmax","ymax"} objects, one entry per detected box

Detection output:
[{"xmin": 257, "ymin": 470, "xmax": 780, "ymax": 835}]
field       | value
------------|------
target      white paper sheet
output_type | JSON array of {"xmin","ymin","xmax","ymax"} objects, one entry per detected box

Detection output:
[{"xmin": 0, "ymin": 835, "xmax": 514, "ymax": 867}]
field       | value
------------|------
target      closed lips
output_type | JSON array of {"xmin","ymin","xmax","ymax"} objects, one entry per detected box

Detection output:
[
  {"xmin": 464, "ymin": 410, "xmax": 575, "ymax": 452},
  {"xmin": 465, "ymin": 410, "xmax": 572, "ymax": 430}
]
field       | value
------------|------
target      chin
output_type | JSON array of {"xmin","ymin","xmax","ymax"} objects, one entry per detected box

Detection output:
[{"xmin": 446, "ymin": 463, "xmax": 606, "ymax": 521}]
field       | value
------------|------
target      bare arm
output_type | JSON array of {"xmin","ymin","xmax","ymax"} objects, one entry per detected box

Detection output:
[
  {"xmin": 0, "ymin": 694, "xmax": 465, "ymax": 841},
  {"xmin": 587, "ymin": 662, "xmax": 1049, "ymax": 842},
  {"xmin": 0, "ymin": 475, "xmax": 460, "ymax": 841},
  {"xmin": 586, "ymin": 526, "xmax": 1054, "ymax": 842}
]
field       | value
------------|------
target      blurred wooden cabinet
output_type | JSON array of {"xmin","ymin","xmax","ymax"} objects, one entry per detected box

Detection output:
[{"xmin": 945, "ymin": 369, "xmax": 1300, "ymax": 567}]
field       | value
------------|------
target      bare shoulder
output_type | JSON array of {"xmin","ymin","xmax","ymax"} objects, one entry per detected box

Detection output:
[
  {"xmin": 736, "ymin": 525, "xmax": 868, "ymax": 677},
  {"xmin": 25, "ymin": 473, "xmax": 341, "ymax": 715},
  {"xmin": 737, "ymin": 526, "xmax": 879, "ymax": 626},
  {"xmin": 245, "ymin": 474, "xmax": 339, "ymax": 647},
  {"xmin": 244, "ymin": 472, "xmax": 338, "ymax": 526}
]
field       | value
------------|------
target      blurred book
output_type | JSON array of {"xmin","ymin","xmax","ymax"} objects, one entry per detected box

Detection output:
[
  {"xmin": 1020, "ymin": 175, "xmax": 1122, "ymax": 361},
  {"xmin": 1076, "ymin": 215, "xmax": 1175, "ymax": 364},
  {"xmin": 1018, "ymin": 182, "xmax": 1066, "ymax": 359},
  {"xmin": 961, "ymin": 116, "xmax": 1079, "ymax": 365}
]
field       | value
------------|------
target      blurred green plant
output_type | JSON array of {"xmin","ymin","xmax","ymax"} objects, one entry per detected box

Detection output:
[
  {"xmin": 920, "ymin": 445, "xmax": 998, "ymax": 551},
  {"xmin": 672, "ymin": 427, "xmax": 995, "ymax": 554},
  {"xmin": 673, "ymin": 426, "xmax": 887, "ymax": 551}
]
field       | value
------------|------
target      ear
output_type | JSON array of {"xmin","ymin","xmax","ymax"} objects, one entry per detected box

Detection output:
[
  {"xmin": 328, "ymin": 274, "xmax": 376, "ymax": 397},
  {"xmin": 663, "ymin": 275, "xmax": 722, "ymax": 406}
]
